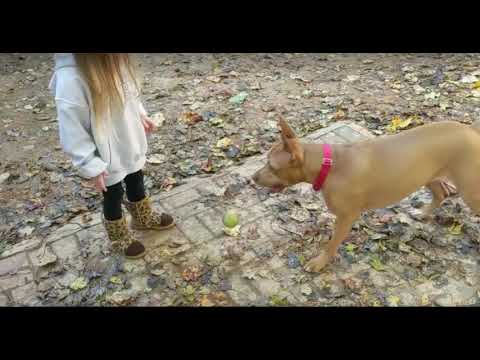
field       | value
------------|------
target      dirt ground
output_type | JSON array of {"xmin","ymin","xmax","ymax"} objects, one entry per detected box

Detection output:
[{"xmin": 1, "ymin": 52, "xmax": 480, "ymax": 254}]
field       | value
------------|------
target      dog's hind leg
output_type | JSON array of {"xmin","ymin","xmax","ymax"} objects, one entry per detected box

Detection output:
[{"xmin": 421, "ymin": 179, "xmax": 452, "ymax": 220}]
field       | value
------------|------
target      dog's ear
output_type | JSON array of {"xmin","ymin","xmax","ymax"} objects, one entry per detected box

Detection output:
[
  {"xmin": 278, "ymin": 116, "xmax": 304, "ymax": 164},
  {"xmin": 279, "ymin": 116, "xmax": 297, "ymax": 140}
]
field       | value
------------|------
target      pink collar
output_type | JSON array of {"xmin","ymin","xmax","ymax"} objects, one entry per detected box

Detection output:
[{"xmin": 312, "ymin": 144, "xmax": 333, "ymax": 191}]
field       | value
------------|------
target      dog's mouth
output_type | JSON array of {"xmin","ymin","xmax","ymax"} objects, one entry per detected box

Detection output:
[{"xmin": 269, "ymin": 184, "xmax": 285, "ymax": 193}]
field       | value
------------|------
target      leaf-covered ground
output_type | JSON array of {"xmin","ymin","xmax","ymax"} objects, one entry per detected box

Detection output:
[{"xmin": 1, "ymin": 54, "xmax": 480, "ymax": 290}]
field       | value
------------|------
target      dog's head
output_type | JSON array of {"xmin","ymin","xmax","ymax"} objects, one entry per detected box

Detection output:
[{"xmin": 252, "ymin": 117, "xmax": 305, "ymax": 192}]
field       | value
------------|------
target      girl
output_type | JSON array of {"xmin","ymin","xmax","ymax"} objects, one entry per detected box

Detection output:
[{"xmin": 50, "ymin": 53, "xmax": 175, "ymax": 259}]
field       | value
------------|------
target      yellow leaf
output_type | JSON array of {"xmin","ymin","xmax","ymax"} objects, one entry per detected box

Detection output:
[
  {"xmin": 199, "ymin": 295, "xmax": 215, "ymax": 307},
  {"xmin": 421, "ymin": 294, "xmax": 430, "ymax": 306},
  {"xmin": 387, "ymin": 116, "xmax": 423, "ymax": 133},
  {"xmin": 370, "ymin": 256, "xmax": 385, "ymax": 272},
  {"xmin": 70, "ymin": 277, "xmax": 88, "ymax": 291},
  {"xmin": 387, "ymin": 295, "xmax": 401, "ymax": 307},
  {"xmin": 223, "ymin": 225, "xmax": 240, "ymax": 237},
  {"xmin": 449, "ymin": 223, "xmax": 463, "ymax": 235},
  {"xmin": 474, "ymin": 81, "xmax": 480, "ymax": 89},
  {"xmin": 216, "ymin": 137, "xmax": 232, "ymax": 149},
  {"xmin": 109, "ymin": 276, "xmax": 123, "ymax": 285},
  {"xmin": 387, "ymin": 116, "xmax": 410, "ymax": 133},
  {"xmin": 345, "ymin": 243, "xmax": 357, "ymax": 254}
]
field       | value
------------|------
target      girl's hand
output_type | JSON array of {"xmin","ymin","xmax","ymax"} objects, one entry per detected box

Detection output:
[
  {"xmin": 141, "ymin": 114, "xmax": 156, "ymax": 135},
  {"xmin": 92, "ymin": 171, "xmax": 108, "ymax": 193}
]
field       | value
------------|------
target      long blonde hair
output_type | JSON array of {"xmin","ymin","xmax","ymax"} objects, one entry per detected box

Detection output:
[{"xmin": 74, "ymin": 53, "xmax": 140, "ymax": 125}]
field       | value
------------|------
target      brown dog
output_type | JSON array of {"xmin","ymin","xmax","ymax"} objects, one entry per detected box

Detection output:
[{"xmin": 253, "ymin": 117, "xmax": 480, "ymax": 273}]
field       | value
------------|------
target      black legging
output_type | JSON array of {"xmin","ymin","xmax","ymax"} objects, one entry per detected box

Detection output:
[{"xmin": 103, "ymin": 170, "xmax": 146, "ymax": 220}]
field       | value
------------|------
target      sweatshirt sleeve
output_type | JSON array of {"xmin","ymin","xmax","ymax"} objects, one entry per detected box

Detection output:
[
  {"xmin": 138, "ymin": 99, "xmax": 148, "ymax": 117},
  {"xmin": 56, "ymin": 99, "xmax": 108, "ymax": 179}
]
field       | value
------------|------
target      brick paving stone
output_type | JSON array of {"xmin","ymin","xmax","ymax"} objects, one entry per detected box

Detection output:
[
  {"xmin": 177, "ymin": 216, "xmax": 215, "ymax": 245},
  {"xmin": 0, "ymin": 238, "xmax": 42, "ymax": 260},
  {"xmin": 227, "ymin": 273, "xmax": 259, "ymax": 305},
  {"xmin": 319, "ymin": 132, "xmax": 348, "ymax": 144},
  {"xmin": 170, "ymin": 200, "xmax": 208, "ymax": 219},
  {"xmin": 161, "ymin": 188, "xmax": 202, "ymax": 211},
  {"xmin": 0, "ymin": 253, "xmax": 29, "ymax": 277},
  {"xmin": 51, "ymin": 235, "xmax": 81, "ymax": 262},
  {"xmin": 0, "ymin": 293, "xmax": 8, "ymax": 306},
  {"xmin": 192, "ymin": 238, "xmax": 224, "ymax": 265},
  {"xmin": 230, "ymin": 159, "xmax": 265, "ymax": 179},
  {"xmin": 137, "ymin": 227, "xmax": 187, "ymax": 250},
  {"xmin": 251, "ymin": 277, "xmax": 282, "ymax": 298},
  {"xmin": 11, "ymin": 282, "xmax": 39, "ymax": 305},
  {"xmin": 334, "ymin": 125, "xmax": 366, "ymax": 142},
  {"xmin": 197, "ymin": 208, "xmax": 224, "ymax": 237},
  {"xmin": 0, "ymin": 269, "xmax": 33, "ymax": 291},
  {"xmin": 46, "ymin": 223, "xmax": 82, "ymax": 244},
  {"xmin": 28, "ymin": 246, "xmax": 57, "ymax": 268}
]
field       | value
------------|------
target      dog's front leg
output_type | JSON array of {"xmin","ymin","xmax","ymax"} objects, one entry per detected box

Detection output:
[{"xmin": 305, "ymin": 212, "xmax": 358, "ymax": 273}]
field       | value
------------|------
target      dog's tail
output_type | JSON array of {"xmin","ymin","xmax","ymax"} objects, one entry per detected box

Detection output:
[{"xmin": 471, "ymin": 119, "xmax": 480, "ymax": 133}]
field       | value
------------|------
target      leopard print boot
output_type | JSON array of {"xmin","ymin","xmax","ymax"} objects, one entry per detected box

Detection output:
[
  {"xmin": 104, "ymin": 216, "xmax": 146, "ymax": 259},
  {"xmin": 124, "ymin": 196, "xmax": 175, "ymax": 231}
]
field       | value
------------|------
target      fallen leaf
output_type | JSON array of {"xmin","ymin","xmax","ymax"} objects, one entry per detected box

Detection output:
[
  {"xmin": 345, "ymin": 243, "xmax": 357, "ymax": 254},
  {"xmin": 216, "ymin": 137, "xmax": 233, "ymax": 149},
  {"xmin": 289, "ymin": 207, "xmax": 310, "ymax": 222},
  {"xmin": 413, "ymin": 85, "xmax": 426, "ymax": 94},
  {"xmin": 151, "ymin": 112, "xmax": 165, "ymax": 127},
  {"xmin": 201, "ymin": 159, "xmax": 215, "ymax": 173},
  {"xmin": 301, "ymin": 284, "xmax": 312, "ymax": 296},
  {"xmin": 0, "ymin": 172, "xmax": 10, "ymax": 185},
  {"xmin": 449, "ymin": 223, "xmax": 463, "ymax": 235},
  {"xmin": 70, "ymin": 277, "xmax": 88, "ymax": 291},
  {"xmin": 229, "ymin": 92, "xmax": 249, "ymax": 105},
  {"xmin": 107, "ymin": 290, "xmax": 135, "ymax": 305},
  {"xmin": 18, "ymin": 226, "xmax": 34, "ymax": 238},
  {"xmin": 109, "ymin": 276, "xmax": 123, "ymax": 285},
  {"xmin": 206, "ymin": 76, "xmax": 221, "ymax": 83},
  {"xmin": 421, "ymin": 294, "xmax": 430, "ymax": 306},
  {"xmin": 182, "ymin": 266, "xmax": 201, "ymax": 282},
  {"xmin": 179, "ymin": 112, "xmax": 203, "ymax": 125},
  {"xmin": 387, "ymin": 295, "xmax": 401, "ymax": 307},
  {"xmin": 370, "ymin": 256, "xmax": 385, "ymax": 272},
  {"xmin": 270, "ymin": 294, "xmax": 289, "ymax": 306},
  {"xmin": 290, "ymin": 74, "xmax": 311, "ymax": 83},
  {"xmin": 333, "ymin": 109, "xmax": 346, "ymax": 120},
  {"xmin": 147, "ymin": 154, "xmax": 167, "ymax": 165},
  {"xmin": 209, "ymin": 117, "xmax": 224, "ymax": 127},
  {"xmin": 199, "ymin": 295, "xmax": 215, "ymax": 307},
  {"xmin": 344, "ymin": 75, "xmax": 360, "ymax": 82},
  {"xmin": 424, "ymin": 91, "xmax": 440, "ymax": 100},
  {"xmin": 160, "ymin": 177, "xmax": 177, "ymax": 192},
  {"xmin": 387, "ymin": 115, "xmax": 423, "ymax": 133},
  {"xmin": 242, "ymin": 269, "xmax": 257, "ymax": 280},
  {"xmin": 460, "ymin": 74, "xmax": 478, "ymax": 84},
  {"xmin": 182, "ymin": 285, "xmax": 196, "ymax": 302},
  {"xmin": 223, "ymin": 225, "xmax": 240, "ymax": 237},
  {"xmin": 298, "ymin": 255, "xmax": 306, "ymax": 266}
]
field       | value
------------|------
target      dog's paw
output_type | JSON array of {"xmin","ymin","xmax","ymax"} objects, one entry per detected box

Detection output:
[{"xmin": 304, "ymin": 254, "xmax": 330, "ymax": 273}]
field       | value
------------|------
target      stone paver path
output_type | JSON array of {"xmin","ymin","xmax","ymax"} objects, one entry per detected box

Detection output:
[{"xmin": 1, "ymin": 122, "xmax": 479, "ymax": 306}]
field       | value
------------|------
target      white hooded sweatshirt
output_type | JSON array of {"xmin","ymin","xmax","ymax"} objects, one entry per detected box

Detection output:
[{"xmin": 49, "ymin": 53, "xmax": 148, "ymax": 187}]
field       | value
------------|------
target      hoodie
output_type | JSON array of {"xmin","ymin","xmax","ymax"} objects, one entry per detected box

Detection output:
[{"xmin": 49, "ymin": 53, "xmax": 148, "ymax": 187}]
